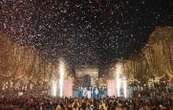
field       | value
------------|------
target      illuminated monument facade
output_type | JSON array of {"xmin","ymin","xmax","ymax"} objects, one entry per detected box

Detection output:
[
  {"xmin": 75, "ymin": 66, "xmax": 99, "ymax": 87},
  {"xmin": 74, "ymin": 65, "xmax": 128, "ymax": 98}
]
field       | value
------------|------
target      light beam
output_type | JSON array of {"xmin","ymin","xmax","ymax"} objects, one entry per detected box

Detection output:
[
  {"xmin": 51, "ymin": 80, "xmax": 57, "ymax": 97},
  {"xmin": 115, "ymin": 63, "xmax": 128, "ymax": 98},
  {"xmin": 59, "ymin": 59, "xmax": 65, "ymax": 97},
  {"xmin": 116, "ymin": 63, "xmax": 122, "ymax": 97}
]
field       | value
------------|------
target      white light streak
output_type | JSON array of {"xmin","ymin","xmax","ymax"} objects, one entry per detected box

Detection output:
[
  {"xmin": 115, "ymin": 63, "xmax": 128, "ymax": 98},
  {"xmin": 59, "ymin": 59, "xmax": 65, "ymax": 97},
  {"xmin": 123, "ymin": 77, "xmax": 127, "ymax": 98},
  {"xmin": 116, "ymin": 63, "xmax": 122, "ymax": 97},
  {"xmin": 51, "ymin": 80, "xmax": 57, "ymax": 97}
]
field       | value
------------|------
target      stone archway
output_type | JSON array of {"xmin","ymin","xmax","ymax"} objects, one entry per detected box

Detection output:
[
  {"xmin": 76, "ymin": 66, "xmax": 99, "ymax": 87},
  {"xmin": 83, "ymin": 74, "xmax": 91, "ymax": 87}
]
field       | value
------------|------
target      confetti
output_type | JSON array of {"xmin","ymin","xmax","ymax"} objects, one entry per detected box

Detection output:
[{"xmin": 0, "ymin": 0, "xmax": 173, "ymax": 67}]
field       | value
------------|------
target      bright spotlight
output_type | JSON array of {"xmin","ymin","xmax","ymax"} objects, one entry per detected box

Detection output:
[
  {"xmin": 116, "ymin": 63, "xmax": 122, "ymax": 97},
  {"xmin": 51, "ymin": 80, "xmax": 57, "ymax": 97},
  {"xmin": 123, "ymin": 76, "xmax": 128, "ymax": 98},
  {"xmin": 59, "ymin": 59, "xmax": 65, "ymax": 97},
  {"xmin": 115, "ymin": 63, "xmax": 128, "ymax": 98}
]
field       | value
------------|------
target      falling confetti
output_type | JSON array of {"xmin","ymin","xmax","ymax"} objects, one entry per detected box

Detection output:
[{"xmin": 0, "ymin": 0, "xmax": 173, "ymax": 67}]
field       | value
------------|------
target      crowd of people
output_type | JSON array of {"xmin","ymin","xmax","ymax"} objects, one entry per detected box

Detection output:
[
  {"xmin": 0, "ymin": 91, "xmax": 172, "ymax": 110},
  {"xmin": 0, "ymin": 82, "xmax": 173, "ymax": 110}
]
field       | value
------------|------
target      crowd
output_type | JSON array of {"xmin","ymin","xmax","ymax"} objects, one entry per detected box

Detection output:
[
  {"xmin": 0, "ymin": 92, "xmax": 172, "ymax": 110},
  {"xmin": 0, "ymin": 83, "xmax": 173, "ymax": 110}
]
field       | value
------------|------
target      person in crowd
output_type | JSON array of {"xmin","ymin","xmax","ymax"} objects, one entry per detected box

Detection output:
[
  {"xmin": 99, "ymin": 100, "xmax": 107, "ymax": 110},
  {"xmin": 72, "ymin": 99, "xmax": 80, "ymax": 110}
]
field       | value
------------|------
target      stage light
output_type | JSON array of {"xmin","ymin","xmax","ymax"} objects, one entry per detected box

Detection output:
[{"xmin": 59, "ymin": 58, "xmax": 65, "ymax": 97}]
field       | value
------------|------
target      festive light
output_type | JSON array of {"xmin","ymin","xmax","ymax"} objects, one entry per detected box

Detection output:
[
  {"xmin": 115, "ymin": 63, "xmax": 128, "ymax": 98},
  {"xmin": 116, "ymin": 63, "xmax": 122, "ymax": 97},
  {"xmin": 59, "ymin": 58, "xmax": 65, "ymax": 97},
  {"xmin": 123, "ymin": 76, "xmax": 127, "ymax": 98},
  {"xmin": 51, "ymin": 80, "xmax": 57, "ymax": 97}
]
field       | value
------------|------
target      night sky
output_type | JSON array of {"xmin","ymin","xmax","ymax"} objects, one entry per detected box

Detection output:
[{"xmin": 0, "ymin": 0, "xmax": 173, "ymax": 68}]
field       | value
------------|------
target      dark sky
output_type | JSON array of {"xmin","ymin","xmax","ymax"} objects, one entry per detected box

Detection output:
[{"xmin": 0, "ymin": 0, "xmax": 173, "ymax": 68}]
